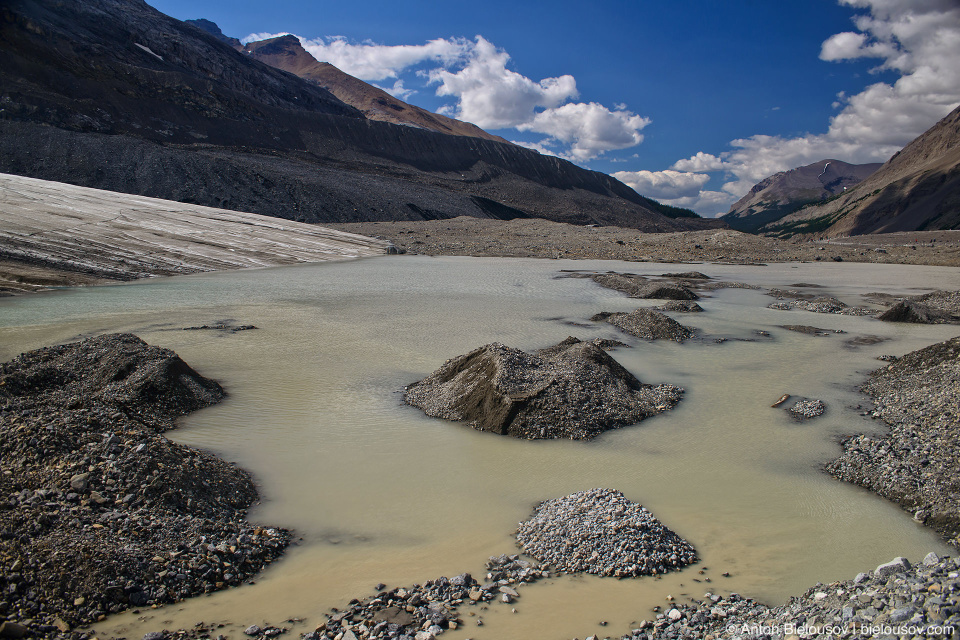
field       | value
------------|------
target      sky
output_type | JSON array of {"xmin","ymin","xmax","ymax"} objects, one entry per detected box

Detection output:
[{"xmin": 148, "ymin": 0, "xmax": 960, "ymax": 216}]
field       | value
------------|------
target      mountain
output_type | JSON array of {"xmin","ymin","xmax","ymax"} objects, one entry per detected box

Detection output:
[
  {"xmin": 0, "ymin": 0, "xmax": 713, "ymax": 231},
  {"xmin": 238, "ymin": 33, "xmax": 509, "ymax": 143},
  {"xmin": 722, "ymin": 159, "xmax": 881, "ymax": 232},
  {"xmin": 763, "ymin": 104, "xmax": 960, "ymax": 237}
]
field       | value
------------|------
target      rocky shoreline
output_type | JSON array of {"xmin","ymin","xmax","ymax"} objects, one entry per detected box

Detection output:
[
  {"xmin": 0, "ymin": 335, "xmax": 290, "ymax": 638},
  {"xmin": 827, "ymin": 336, "xmax": 960, "ymax": 546}
]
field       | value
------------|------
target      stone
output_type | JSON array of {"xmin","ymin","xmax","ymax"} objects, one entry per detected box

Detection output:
[
  {"xmin": 924, "ymin": 552, "xmax": 941, "ymax": 566},
  {"xmin": 245, "ymin": 625, "xmax": 262, "ymax": 636},
  {"xmin": 69, "ymin": 473, "xmax": 90, "ymax": 492},
  {"xmin": 889, "ymin": 606, "xmax": 916, "ymax": 623},
  {"xmin": 143, "ymin": 633, "xmax": 165, "ymax": 640},
  {"xmin": 875, "ymin": 557, "xmax": 911, "ymax": 578}
]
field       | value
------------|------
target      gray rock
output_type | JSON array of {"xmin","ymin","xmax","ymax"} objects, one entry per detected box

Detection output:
[
  {"xmin": 142, "ymin": 633, "xmax": 165, "ymax": 640},
  {"xmin": 244, "ymin": 625, "xmax": 262, "ymax": 636},
  {"xmin": 875, "ymin": 557, "xmax": 911, "ymax": 577},
  {"xmin": 888, "ymin": 606, "xmax": 916, "ymax": 623},
  {"xmin": 69, "ymin": 473, "xmax": 90, "ymax": 492}
]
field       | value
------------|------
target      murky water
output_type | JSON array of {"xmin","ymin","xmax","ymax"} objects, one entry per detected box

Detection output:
[{"xmin": 1, "ymin": 256, "xmax": 958, "ymax": 640}]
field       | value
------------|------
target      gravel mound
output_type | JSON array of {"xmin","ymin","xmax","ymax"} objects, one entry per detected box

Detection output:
[
  {"xmin": 515, "ymin": 489, "xmax": 697, "ymax": 578},
  {"xmin": 593, "ymin": 308, "xmax": 694, "ymax": 342},
  {"xmin": 620, "ymin": 553, "xmax": 960, "ymax": 640},
  {"xmin": 654, "ymin": 300, "xmax": 703, "ymax": 313},
  {"xmin": 878, "ymin": 299, "xmax": 945, "ymax": 323},
  {"xmin": 403, "ymin": 338, "xmax": 683, "ymax": 440},
  {"xmin": 779, "ymin": 324, "xmax": 841, "ymax": 336},
  {"xmin": 789, "ymin": 398, "xmax": 826, "ymax": 419},
  {"xmin": 590, "ymin": 273, "xmax": 698, "ymax": 300},
  {"xmin": 768, "ymin": 295, "xmax": 874, "ymax": 315},
  {"xmin": 827, "ymin": 335, "xmax": 960, "ymax": 544},
  {"xmin": 0, "ymin": 334, "xmax": 289, "ymax": 635}
]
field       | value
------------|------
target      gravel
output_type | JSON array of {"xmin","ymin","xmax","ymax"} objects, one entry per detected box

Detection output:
[
  {"xmin": 516, "ymin": 489, "xmax": 697, "ymax": 578},
  {"xmin": 403, "ymin": 337, "xmax": 683, "ymax": 440},
  {"xmin": 592, "ymin": 308, "xmax": 694, "ymax": 342},
  {"xmin": 788, "ymin": 399, "xmax": 826, "ymax": 419},
  {"xmin": 767, "ymin": 294, "xmax": 874, "ymax": 316},
  {"xmin": 0, "ymin": 334, "xmax": 290, "ymax": 637},
  {"xmin": 618, "ymin": 553, "xmax": 960, "ymax": 640},
  {"xmin": 827, "ymin": 335, "xmax": 960, "ymax": 545},
  {"xmin": 307, "ymin": 554, "xmax": 549, "ymax": 640}
]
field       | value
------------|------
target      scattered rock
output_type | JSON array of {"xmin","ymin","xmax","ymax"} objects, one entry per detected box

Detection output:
[
  {"xmin": 403, "ymin": 338, "xmax": 683, "ymax": 440},
  {"xmin": 616, "ymin": 555, "xmax": 960, "ymax": 640}
]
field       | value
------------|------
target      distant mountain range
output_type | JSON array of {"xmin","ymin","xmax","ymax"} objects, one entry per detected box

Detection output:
[
  {"xmin": 722, "ymin": 160, "xmax": 882, "ymax": 233},
  {"xmin": 763, "ymin": 104, "xmax": 960, "ymax": 236},
  {"xmin": 0, "ymin": 0, "xmax": 715, "ymax": 231}
]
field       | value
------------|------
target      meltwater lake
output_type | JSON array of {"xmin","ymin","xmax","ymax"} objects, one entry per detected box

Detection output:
[{"xmin": 1, "ymin": 255, "xmax": 957, "ymax": 639}]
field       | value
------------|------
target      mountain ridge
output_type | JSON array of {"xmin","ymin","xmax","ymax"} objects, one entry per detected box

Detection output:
[
  {"xmin": 722, "ymin": 159, "xmax": 881, "ymax": 232},
  {"xmin": 0, "ymin": 0, "xmax": 714, "ymax": 231},
  {"xmin": 763, "ymin": 104, "xmax": 960, "ymax": 236}
]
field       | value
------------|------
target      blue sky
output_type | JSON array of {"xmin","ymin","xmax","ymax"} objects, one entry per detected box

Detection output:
[{"xmin": 149, "ymin": 0, "xmax": 960, "ymax": 216}]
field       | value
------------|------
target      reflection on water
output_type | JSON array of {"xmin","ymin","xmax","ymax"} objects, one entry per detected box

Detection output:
[{"xmin": 1, "ymin": 256, "xmax": 958, "ymax": 640}]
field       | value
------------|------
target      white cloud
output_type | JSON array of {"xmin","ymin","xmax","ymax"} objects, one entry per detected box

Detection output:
[
  {"xmin": 520, "ymin": 103, "xmax": 650, "ymax": 162},
  {"xmin": 375, "ymin": 79, "xmax": 415, "ymax": 100},
  {"xmin": 428, "ymin": 36, "xmax": 578, "ymax": 130},
  {"xmin": 663, "ymin": 0, "xmax": 960, "ymax": 216},
  {"xmin": 671, "ymin": 152, "xmax": 725, "ymax": 172},
  {"xmin": 612, "ymin": 170, "xmax": 710, "ymax": 200},
  {"xmin": 243, "ymin": 32, "xmax": 471, "ymax": 81}
]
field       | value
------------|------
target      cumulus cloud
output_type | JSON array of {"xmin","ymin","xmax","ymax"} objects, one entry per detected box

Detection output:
[
  {"xmin": 612, "ymin": 170, "xmax": 710, "ymax": 200},
  {"xmin": 666, "ymin": 0, "xmax": 960, "ymax": 215},
  {"xmin": 428, "ymin": 36, "xmax": 578, "ymax": 129},
  {"xmin": 519, "ymin": 103, "xmax": 650, "ymax": 162},
  {"xmin": 671, "ymin": 152, "xmax": 725, "ymax": 172}
]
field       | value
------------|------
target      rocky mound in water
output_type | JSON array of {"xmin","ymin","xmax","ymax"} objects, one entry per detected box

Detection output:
[
  {"xmin": 592, "ymin": 308, "xmax": 694, "ymax": 342},
  {"xmin": 515, "ymin": 489, "xmax": 697, "ymax": 578},
  {"xmin": 590, "ymin": 273, "xmax": 699, "ymax": 300},
  {"xmin": 403, "ymin": 337, "xmax": 683, "ymax": 440},
  {"xmin": 827, "ymin": 336, "xmax": 960, "ymax": 544},
  {"xmin": 0, "ymin": 334, "xmax": 289, "ymax": 635}
]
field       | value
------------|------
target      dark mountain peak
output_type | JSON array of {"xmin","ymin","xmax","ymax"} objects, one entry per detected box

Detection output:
[{"xmin": 184, "ymin": 18, "xmax": 242, "ymax": 48}]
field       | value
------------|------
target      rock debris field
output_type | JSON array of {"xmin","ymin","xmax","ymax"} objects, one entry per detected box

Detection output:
[{"xmin": 0, "ymin": 335, "xmax": 289, "ymax": 637}]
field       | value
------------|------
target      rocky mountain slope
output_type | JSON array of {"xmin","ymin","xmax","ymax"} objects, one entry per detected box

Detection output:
[
  {"xmin": 0, "ymin": 0, "xmax": 711, "ymax": 231},
  {"xmin": 763, "ymin": 104, "xmax": 960, "ymax": 236},
  {"xmin": 722, "ymin": 159, "xmax": 881, "ymax": 232},
  {"xmin": 238, "ymin": 33, "xmax": 509, "ymax": 143}
]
